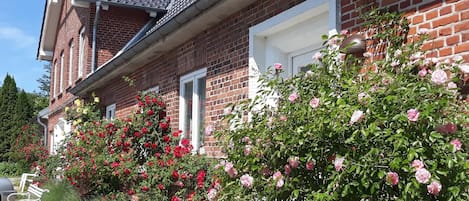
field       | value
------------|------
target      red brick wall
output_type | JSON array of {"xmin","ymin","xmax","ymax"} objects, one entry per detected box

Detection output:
[
  {"xmin": 48, "ymin": 2, "xmax": 151, "ymax": 152},
  {"xmin": 93, "ymin": 0, "xmax": 306, "ymax": 158},
  {"xmin": 341, "ymin": 0, "xmax": 469, "ymax": 62}
]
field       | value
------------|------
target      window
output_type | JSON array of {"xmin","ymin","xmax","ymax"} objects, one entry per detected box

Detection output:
[
  {"xmin": 78, "ymin": 27, "xmax": 85, "ymax": 78},
  {"xmin": 248, "ymin": 0, "xmax": 337, "ymax": 99},
  {"xmin": 52, "ymin": 118, "xmax": 70, "ymax": 154},
  {"xmin": 106, "ymin": 103, "xmax": 116, "ymax": 120},
  {"xmin": 59, "ymin": 52, "xmax": 64, "ymax": 93},
  {"xmin": 69, "ymin": 40, "xmax": 74, "ymax": 86},
  {"xmin": 144, "ymin": 86, "xmax": 159, "ymax": 94},
  {"xmin": 53, "ymin": 61, "xmax": 58, "ymax": 97},
  {"xmin": 179, "ymin": 68, "xmax": 206, "ymax": 153}
]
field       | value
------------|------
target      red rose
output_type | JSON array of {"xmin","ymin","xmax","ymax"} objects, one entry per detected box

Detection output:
[
  {"xmin": 134, "ymin": 131, "xmax": 142, "ymax": 138},
  {"xmin": 152, "ymin": 143, "xmax": 157, "ymax": 149},
  {"xmin": 123, "ymin": 127, "xmax": 129, "ymax": 133},
  {"xmin": 124, "ymin": 168, "xmax": 131, "ymax": 175},
  {"xmin": 163, "ymin": 135, "xmax": 170, "ymax": 143},
  {"xmin": 141, "ymin": 127, "xmax": 148, "ymax": 134},
  {"xmin": 147, "ymin": 161, "xmax": 154, "ymax": 166},
  {"xmin": 158, "ymin": 184, "xmax": 164, "ymax": 190},
  {"xmin": 141, "ymin": 172, "xmax": 148, "ymax": 179},
  {"xmin": 181, "ymin": 138, "xmax": 190, "ymax": 147},
  {"xmin": 141, "ymin": 186, "xmax": 149, "ymax": 192},
  {"xmin": 111, "ymin": 162, "xmax": 119, "ymax": 168},
  {"xmin": 165, "ymin": 146, "xmax": 171, "ymax": 154},
  {"xmin": 127, "ymin": 189, "xmax": 135, "ymax": 195},
  {"xmin": 171, "ymin": 196, "xmax": 180, "ymax": 201},
  {"xmin": 146, "ymin": 121, "xmax": 152, "ymax": 127},
  {"xmin": 172, "ymin": 170, "xmax": 179, "ymax": 179},
  {"xmin": 172, "ymin": 130, "xmax": 181, "ymax": 137},
  {"xmin": 135, "ymin": 95, "xmax": 141, "ymax": 101},
  {"xmin": 160, "ymin": 122, "xmax": 169, "ymax": 131},
  {"xmin": 197, "ymin": 170, "xmax": 206, "ymax": 188},
  {"xmin": 152, "ymin": 97, "xmax": 158, "ymax": 103},
  {"xmin": 144, "ymin": 142, "xmax": 151, "ymax": 148},
  {"xmin": 176, "ymin": 181, "xmax": 184, "ymax": 188},
  {"xmin": 147, "ymin": 110, "xmax": 155, "ymax": 116}
]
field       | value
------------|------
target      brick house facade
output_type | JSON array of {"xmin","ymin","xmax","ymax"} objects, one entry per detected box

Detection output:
[{"xmin": 38, "ymin": 0, "xmax": 468, "ymax": 157}]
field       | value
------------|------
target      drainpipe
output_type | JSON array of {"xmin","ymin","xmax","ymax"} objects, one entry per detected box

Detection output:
[
  {"xmin": 91, "ymin": 1, "xmax": 101, "ymax": 72},
  {"xmin": 37, "ymin": 115, "xmax": 48, "ymax": 146}
]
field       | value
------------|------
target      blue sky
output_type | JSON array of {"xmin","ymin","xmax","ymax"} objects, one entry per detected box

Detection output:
[{"xmin": 0, "ymin": 1, "xmax": 47, "ymax": 93}]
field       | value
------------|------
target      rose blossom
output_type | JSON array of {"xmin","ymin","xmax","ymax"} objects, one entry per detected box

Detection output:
[
  {"xmin": 272, "ymin": 171, "xmax": 284, "ymax": 188},
  {"xmin": 358, "ymin": 92, "xmax": 369, "ymax": 103},
  {"xmin": 447, "ymin": 82, "xmax": 457, "ymax": 89},
  {"xmin": 431, "ymin": 69, "xmax": 448, "ymax": 85},
  {"xmin": 313, "ymin": 52, "xmax": 323, "ymax": 60},
  {"xmin": 334, "ymin": 157, "xmax": 345, "ymax": 171},
  {"xmin": 427, "ymin": 181, "xmax": 442, "ymax": 195},
  {"xmin": 274, "ymin": 63, "xmax": 283, "ymax": 71},
  {"xmin": 207, "ymin": 188, "xmax": 217, "ymax": 201},
  {"xmin": 240, "ymin": 174, "xmax": 254, "ymax": 188},
  {"xmin": 306, "ymin": 161, "xmax": 315, "ymax": 170},
  {"xmin": 411, "ymin": 160, "xmax": 424, "ymax": 169},
  {"xmin": 417, "ymin": 28, "xmax": 429, "ymax": 35},
  {"xmin": 394, "ymin": 49, "xmax": 402, "ymax": 57},
  {"xmin": 386, "ymin": 172, "xmax": 399, "ymax": 186},
  {"xmin": 391, "ymin": 60, "xmax": 400, "ymax": 67},
  {"xmin": 459, "ymin": 64, "xmax": 469, "ymax": 74},
  {"xmin": 289, "ymin": 92, "xmax": 299, "ymax": 103},
  {"xmin": 204, "ymin": 125, "xmax": 214, "ymax": 136},
  {"xmin": 284, "ymin": 164, "xmax": 291, "ymax": 175},
  {"xmin": 418, "ymin": 69, "xmax": 427, "ymax": 77},
  {"xmin": 288, "ymin": 156, "xmax": 300, "ymax": 169},
  {"xmin": 309, "ymin": 97, "xmax": 320, "ymax": 108},
  {"xmin": 450, "ymin": 139, "xmax": 462, "ymax": 151},
  {"xmin": 244, "ymin": 145, "xmax": 252, "ymax": 156},
  {"xmin": 407, "ymin": 109, "xmax": 419, "ymax": 122},
  {"xmin": 415, "ymin": 168, "xmax": 431, "ymax": 184},
  {"xmin": 350, "ymin": 110, "xmax": 364, "ymax": 125},
  {"xmin": 340, "ymin": 29, "xmax": 349, "ymax": 35},
  {"xmin": 453, "ymin": 55, "xmax": 463, "ymax": 62},
  {"xmin": 224, "ymin": 162, "xmax": 238, "ymax": 178}
]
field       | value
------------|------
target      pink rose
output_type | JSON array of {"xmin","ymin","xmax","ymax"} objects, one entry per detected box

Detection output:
[
  {"xmin": 241, "ymin": 136, "xmax": 251, "ymax": 144},
  {"xmin": 350, "ymin": 110, "xmax": 364, "ymax": 125},
  {"xmin": 459, "ymin": 64, "xmax": 469, "ymax": 74},
  {"xmin": 417, "ymin": 28, "xmax": 429, "ymax": 35},
  {"xmin": 306, "ymin": 161, "xmax": 315, "ymax": 170},
  {"xmin": 280, "ymin": 115, "xmax": 287, "ymax": 121},
  {"xmin": 386, "ymin": 172, "xmax": 399, "ymax": 186},
  {"xmin": 207, "ymin": 188, "xmax": 217, "ymax": 201},
  {"xmin": 309, "ymin": 97, "xmax": 320, "ymax": 108},
  {"xmin": 427, "ymin": 181, "xmax": 442, "ymax": 195},
  {"xmin": 312, "ymin": 52, "xmax": 323, "ymax": 60},
  {"xmin": 204, "ymin": 125, "xmax": 214, "ymax": 136},
  {"xmin": 453, "ymin": 55, "xmax": 463, "ymax": 62},
  {"xmin": 289, "ymin": 92, "xmax": 299, "ymax": 103},
  {"xmin": 274, "ymin": 63, "xmax": 283, "ymax": 70},
  {"xmin": 224, "ymin": 162, "xmax": 238, "ymax": 178},
  {"xmin": 411, "ymin": 160, "xmax": 424, "ymax": 169},
  {"xmin": 334, "ymin": 157, "xmax": 345, "ymax": 171},
  {"xmin": 244, "ymin": 145, "xmax": 252, "ymax": 156},
  {"xmin": 340, "ymin": 29, "xmax": 348, "ymax": 35},
  {"xmin": 357, "ymin": 92, "xmax": 369, "ymax": 103},
  {"xmin": 272, "ymin": 171, "xmax": 284, "ymax": 188},
  {"xmin": 415, "ymin": 168, "xmax": 431, "ymax": 184},
  {"xmin": 418, "ymin": 69, "xmax": 427, "ymax": 77},
  {"xmin": 240, "ymin": 174, "xmax": 254, "ymax": 188},
  {"xmin": 450, "ymin": 139, "xmax": 462, "ymax": 151},
  {"xmin": 436, "ymin": 123, "xmax": 458, "ymax": 134},
  {"xmin": 394, "ymin": 49, "xmax": 402, "ymax": 57},
  {"xmin": 431, "ymin": 69, "xmax": 448, "ymax": 85},
  {"xmin": 407, "ymin": 109, "xmax": 419, "ymax": 122},
  {"xmin": 288, "ymin": 156, "xmax": 299, "ymax": 169},
  {"xmin": 391, "ymin": 60, "xmax": 400, "ymax": 67}
]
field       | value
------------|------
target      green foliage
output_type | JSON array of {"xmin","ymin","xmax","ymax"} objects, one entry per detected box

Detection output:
[
  {"xmin": 8, "ymin": 125, "xmax": 48, "ymax": 170},
  {"xmin": 0, "ymin": 162, "xmax": 26, "ymax": 177},
  {"xmin": 214, "ymin": 11, "xmax": 469, "ymax": 201},
  {"xmin": 36, "ymin": 63, "xmax": 51, "ymax": 97},
  {"xmin": 0, "ymin": 74, "xmax": 18, "ymax": 161}
]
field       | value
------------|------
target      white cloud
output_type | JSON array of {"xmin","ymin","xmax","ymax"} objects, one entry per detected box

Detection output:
[{"xmin": 0, "ymin": 26, "xmax": 36, "ymax": 48}]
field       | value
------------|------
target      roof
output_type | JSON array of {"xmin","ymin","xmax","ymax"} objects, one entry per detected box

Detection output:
[
  {"xmin": 83, "ymin": 0, "xmax": 171, "ymax": 11},
  {"xmin": 149, "ymin": 0, "xmax": 197, "ymax": 33}
]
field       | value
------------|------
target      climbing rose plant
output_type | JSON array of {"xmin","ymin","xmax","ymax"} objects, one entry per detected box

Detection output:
[
  {"xmin": 214, "ymin": 11, "xmax": 469, "ymax": 201},
  {"xmin": 57, "ymin": 93, "xmax": 212, "ymax": 200}
]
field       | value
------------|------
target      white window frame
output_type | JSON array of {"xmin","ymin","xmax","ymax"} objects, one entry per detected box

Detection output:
[
  {"xmin": 179, "ymin": 68, "xmax": 206, "ymax": 153},
  {"xmin": 106, "ymin": 103, "xmax": 116, "ymax": 120},
  {"xmin": 78, "ymin": 27, "xmax": 85, "ymax": 78},
  {"xmin": 53, "ymin": 62, "xmax": 58, "ymax": 97},
  {"xmin": 59, "ymin": 52, "xmax": 64, "ymax": 93},
  {"xmin": 68, "ymin": 40, "xmax": 74, "ymax": 86},
  {"xmin": 248, "ymin": 0, "xmax": 338, "ymax": 99}
]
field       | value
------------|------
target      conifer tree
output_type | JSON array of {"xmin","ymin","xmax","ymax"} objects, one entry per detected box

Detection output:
[{"xmin": 0, "ymin": 75, "xmax": 18, "ymax": 161}]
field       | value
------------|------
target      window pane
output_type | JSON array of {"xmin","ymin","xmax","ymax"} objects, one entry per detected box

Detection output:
[
  {"xmin": 183, "ymin": 81, "xmax": 193, "ymax": 139},
  {"xmin": 198, "ymin": 77, "xmax": 206, "ymax": 142}
]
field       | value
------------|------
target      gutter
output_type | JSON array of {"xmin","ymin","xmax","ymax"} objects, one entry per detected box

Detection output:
[
  {"xmin": 37, "ymin": 107, "xmax": 49, "ymax": 146},
  {"xmin": 69, "ymin": 0, "xmax": 226, "ymax": 96},
  {"xmin": 91, "ymin": 1, "xmax": 101, "ymax": 72}
]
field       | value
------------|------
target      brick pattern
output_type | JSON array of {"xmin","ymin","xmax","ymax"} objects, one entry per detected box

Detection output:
[
  {"xmin": 93, "ymin": 0, "xmax": 305, "ymax": 158},
  {"xmin": 341, "ymin": 0, "xmax": 469, "ymax": 62}
]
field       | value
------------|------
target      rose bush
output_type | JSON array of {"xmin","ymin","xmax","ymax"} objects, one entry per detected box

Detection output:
[
  {"xmin": 42, "ymin": 93, "xmax": 213, "ymax": 200},
  {"xmin": 214, "ymin": 10, "xmax": 468, "ymax": 200}
]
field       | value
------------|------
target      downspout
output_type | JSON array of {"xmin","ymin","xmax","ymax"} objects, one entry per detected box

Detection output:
[
  {"xmin": 91, "ymin": 1, "xmax": 101, "ymax": 72},
  {"xmin": 37, "ymin": 115, "xmax": 48, "ymax": 146}
]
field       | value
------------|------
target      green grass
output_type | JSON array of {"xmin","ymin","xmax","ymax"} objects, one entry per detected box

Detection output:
[{"xmin": 41, "ymin": 181, "xmax": 81, "ymax": 201}]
